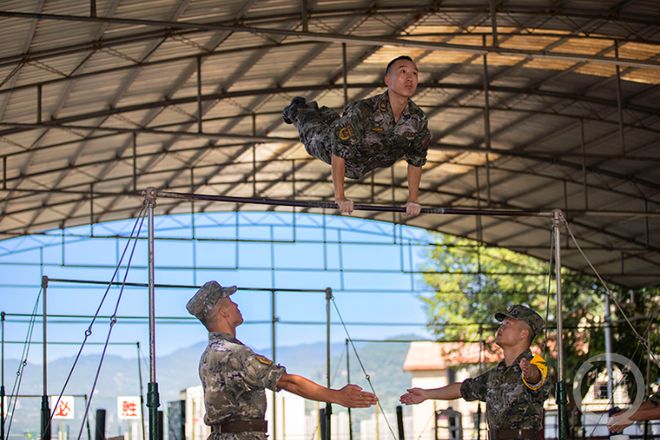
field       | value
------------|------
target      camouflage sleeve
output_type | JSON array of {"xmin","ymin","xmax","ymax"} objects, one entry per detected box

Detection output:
[
  {"xmin": 460, "ymin": 371, "xmax": 489, "ymax": 402},
  {"xmin": 239, "ymin": 348, "xmax": 287, "ymax": 392},
  {"xmin": 405, "ymin": 117, "xmax": 430, "ymax": 168},
  {"xmin": 331, "ymin": 102, "xmax": 366, "ymax": 160}
]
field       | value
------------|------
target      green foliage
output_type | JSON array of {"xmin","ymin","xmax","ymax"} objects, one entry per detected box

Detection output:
[{"xmin": 419, "ymin": 233, "xmax": 659, "ymax": 406}]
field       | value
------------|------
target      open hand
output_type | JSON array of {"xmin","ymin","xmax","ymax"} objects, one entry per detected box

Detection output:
[
  {"xmin": 400, "ymin": 388, "xmax": 427, "ymax": 405},
  {"xmin": 404, "ymin": 201, "xmax": 421, "ymax": 217},
  {"xmin": 336, "ymin": 384, "xmax": 378, "ymax": 408},
  {"xmin": 336, "ymin": 198, "xmax": 354, "ymax": 214}
]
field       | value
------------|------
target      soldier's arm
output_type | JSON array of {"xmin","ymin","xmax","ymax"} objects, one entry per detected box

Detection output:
[
  {"xmin": 399, "ymin": 383, "xmax": 463, "ymax": 405},
  {"xmin": 405, "ymin": 164, "xmax": 422, "ymax": 216},
  {"xmin": 331, "ymin": 154, "xmax": 353, "ymax": 214},
  {"xmin": 276, "ymin": 373, "xmax": 377, "ymax": 408}
]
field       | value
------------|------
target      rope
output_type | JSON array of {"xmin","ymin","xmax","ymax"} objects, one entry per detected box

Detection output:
[
  {"xmin": 75, "ymin": 209, "xmax": 146, "ymax": 440},
  {"xmin": 44, "ymin": 206, "xmax": 146, "ymax": 437},
  {"xmin": 5, "ymin": 287, "xmax": 42, "ymax": 438},
  {"xmin": 331, "ymin": 297, "xmax": 399, "ymax": 440},
  {"xmin": 560, "ymin": 214, "xmax": 659, "ymax": 367}
]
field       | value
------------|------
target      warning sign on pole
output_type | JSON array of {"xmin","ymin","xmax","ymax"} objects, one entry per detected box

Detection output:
[
  {"xmin": 117, "ymin": 396, "xmax": 141, "ymax": 420},
  {"xmin": 51, "ymin": 396, "xmax": 75, "ymax": 420}
]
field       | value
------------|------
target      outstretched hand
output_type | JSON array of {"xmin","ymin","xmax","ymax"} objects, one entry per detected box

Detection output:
[
  {"xmin": 336, "ymin": 198, "xmax": 354, "ymax": 214},
  {"xmin": 336, "ymin": 384, "xmax": 378, "ymax": 408},
  {"xmin": 399, "ymin": 388, "xmax": 427, "ymax": 405}
]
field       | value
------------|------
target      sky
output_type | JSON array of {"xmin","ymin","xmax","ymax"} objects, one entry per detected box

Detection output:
[{"xmin": 0, "ymin": 211, "xmax": 437, "ymax": 363}]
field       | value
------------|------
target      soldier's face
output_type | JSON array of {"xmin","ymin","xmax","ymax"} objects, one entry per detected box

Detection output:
[
  {"xmin": 384, "ymin": 59, "xmax": 419, "ymax": 98},
  {"xmin": 219, "ymin": 297, "xmax": 243, "ymax": 326},
  {"xmin": 495, "ymin": 317, "xmax": 527, "ymax": 347}
]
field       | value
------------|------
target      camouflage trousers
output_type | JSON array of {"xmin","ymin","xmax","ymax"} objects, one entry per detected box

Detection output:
[{"xmin": 292, "ymin": 103, "xmax": 340, "ymax": 166}]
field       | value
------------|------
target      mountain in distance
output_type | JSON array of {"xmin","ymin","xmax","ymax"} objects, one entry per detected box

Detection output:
[{"xmin": 3, "ymin": 335, "xmax": 418, "ymax": 436}]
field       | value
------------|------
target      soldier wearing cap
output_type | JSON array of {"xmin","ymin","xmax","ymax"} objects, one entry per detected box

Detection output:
[
  {"xmin": 400, "ymin": 304, "xmax": 550, "ymax": 440},
  {"xmin": 187, "ymin": 281, "xmax": 378, "ymax": 439},
  {"xmin": 282, "ymin": 55, "xmax": 431, "ymax": 216}
]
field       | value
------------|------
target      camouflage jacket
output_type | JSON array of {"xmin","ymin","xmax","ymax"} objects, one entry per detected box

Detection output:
[
  {"xmin": 331, "ymin": 91, "xmax": 430, "ymax": 179},
  {"xmin": 199, "ymin": 332, "xmax": 286, "ymax": 435},
  {"xmin": 460, "ymin": 349, "xmax": 550, "ymax": 431}
]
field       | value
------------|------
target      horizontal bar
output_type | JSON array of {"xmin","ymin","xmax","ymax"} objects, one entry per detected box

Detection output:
[
  {"xmin": 1, "ymin": 10, "xmax": 658, "ymax": 69},
  {"xmin": 46, "ymin": 277, "xmax": 326, "ymax": 293},
  {"xmin": 3, "ymin": 340, "xmax": 137, "ymax": 346},
  {"xmin": 154, "ymin": 189, "xmax": 555, "ymax": 217}
]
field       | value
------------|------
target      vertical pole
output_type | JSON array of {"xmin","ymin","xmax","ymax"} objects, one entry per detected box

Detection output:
[
  {"xmin": 84, "ymin": 395, "xmax": 92, "ymax": 440},
  {"xmin": 252, "ymin": 114, "xmax": 257, "ymax": 197},
  {"xmin": 146, "ymin": 189, "xmax": 160, "ymax": 440},
  {"xmin": 580, "ymin": 119, "xmax": 588, "ymax": 210},
  {"xmin": 37, "ymin": 84, "xmax": 42, "ymax": 124},
  {"xmin": 489, "ymin": 0, "xmax": 499, "ymax": 47},
  {"xmin": 271, "ymin": 287, "xmax": 277, "ymax": 440},
  {"xmin": 90, "ymin": 0, "xmax": 97, "ymax": 18},
  {"xmin": 482, "ymin": 35, "xmax": 492, "ymax": 205},
  {"xmin": 133, "ymin": 133, "xmax": 138, "ymax": 192},
  {"xmin": 41, "ymin": 275, "xmax": 51, "ymax": 440},
  {"xmin": 346, "ymin": 338, "xmax": 353, "ymax": 440},
  {"xmin": 324, "ymin": 288, "xmax": 332, "ymax": 440},
  {"xmin": 604, "ymin": 295, "xmax": 614, "ymax": 403},
  {"xmin": 614, "ymin": 41, "xmax": 625, "ymax": 155},
  {"xmin": 196, "ymin": 56, "xmax": 202, "ymax": 134},
  {"xmin": 2, "ymin": 156, "xmax": 6, "ymax": 190},
  {"xmin": 396, "ymin": 406, "xmax": 405, "ymax": 440},
  {"xmin": 342, "ymin": 43, "xmax": 349, "ymax": 107},
  {"xmin": 301, "ymin": 0, "xmax": 308, "ymax": 33},
  {"xmin": 90, "ymin": 183, "xmax": 95, "ymax": 237},
  {"xmin": 137, "ymin": 343, "xmax": 147, "ymax": 440},
  {"xmin": 1, "ymin": 312, "xmax": 5, "ymax": 440},
  {"xmin": 553, "ymin": 210, "xmax": 567, "ymax": 440}
]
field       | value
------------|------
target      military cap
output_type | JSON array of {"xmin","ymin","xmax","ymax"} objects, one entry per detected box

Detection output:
[
  {"xmin": 186, "ymin": 280, "xmax": 237, "ymax": 321},
  {"xmin": 495, "ymin": 304, "xmax": 544, "ymax": 339}
]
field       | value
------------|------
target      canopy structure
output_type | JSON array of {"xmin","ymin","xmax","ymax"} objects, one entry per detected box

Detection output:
[{"xmin": 0, "ymin": 0, "xmax": 659, "ymax": 288}]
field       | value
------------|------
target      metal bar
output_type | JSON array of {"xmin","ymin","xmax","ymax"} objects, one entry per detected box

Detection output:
[
  {"xmin": 252, "ymin": 114, "xmax": 257, "ymax": 197},
  {"xmin": 90, "ymin": 0, "xmax": 96, "ymax": 18},
  {"xmin": 324, "ymin": 287, "xmax": 332, "ymax": 440},
  {"xmin": 270, "ymin": 286, "xmax": 277, "ymax": 440},
  {"xmin": 342, "ymin": 43, "xmax": 348, "ymax": 106},
  {"xmin": 89, "ymin": 183, "xmax": 94, "ymax": 236},
  {"xmin": 2, "ymin": 156, "xmax": 6, "ymax": 190},
  {"xmin": 40, "ymin": 275, "xmax": 50, "ymax": 440},
  {"xmin": 154, "ymin": 190, "xmax": 555, "ymax": 217},
  {"xmin": 137, "ymin": 342, "xmax": 146, "ymax": 440},
  {"xmin": 132, "ymin": 132, "xmax": 138, "ymax": 192},
  {"xmin": 1, "ymin": 312, "xmax": 4, "ymax": 440},
  {"xmin": 196, "ymin": 55, "xmax": 202, "ymax": 134},
  {"xmin": 301, "ymin": 0, "xmax": 308, "ymax": 33},
  {"xmin": 1, "ymin": 11, "xmax": 658, "ymax": 69},
  {"xmin": 482, "ymin": 36, "xmax": 492, "ymax": 205},
  {"xmin": 580, "ymin": 119, "xmax": 588, "ymax": 209},
  {"xmin": 553, "ymin": 210, "xmax": 567, "ymax": 440},
  {"xmin": 490, "ymin": 0, "xmax": 499, "ymax": 48},
  {"xmin": 46, "ymin": 277, "xmax": 326, "ymax": 292},
  {"xmin": 614, "ymin": 41, "xmax": 626, "ymax": 155},
  {"xmin": 37, "ymin": 84, "xmax": 42, "ymax": 124},
  {"xmin": 346, "ymin": 338, "xmax": 353, "ymax": 440},
  {"xmin": 145, "ymin": 188, "xmax": 160, "ymax": 440}
]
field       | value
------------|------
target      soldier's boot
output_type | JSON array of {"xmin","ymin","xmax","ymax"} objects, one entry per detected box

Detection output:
[{"xmin": 282, "ymin": 96, "xmax": 307, "ymax": 124}]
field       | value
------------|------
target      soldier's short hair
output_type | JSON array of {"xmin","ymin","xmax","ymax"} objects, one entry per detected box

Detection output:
[{"xmin": 385, "ymin": 55, "xmax": 415, "ymax": 74}]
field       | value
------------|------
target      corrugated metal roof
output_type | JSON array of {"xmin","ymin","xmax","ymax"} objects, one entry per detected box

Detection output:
[{"xmin": 0, "ymin": 0, "xmax": 659, "ymax": 287}]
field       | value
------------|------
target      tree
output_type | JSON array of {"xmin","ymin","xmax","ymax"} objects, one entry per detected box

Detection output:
[{"xmin": 419, "ymin": 233, "xmax": 659, "ymax": 435}]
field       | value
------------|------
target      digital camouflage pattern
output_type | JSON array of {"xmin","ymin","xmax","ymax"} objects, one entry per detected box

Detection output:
[
  {"xmin": 293, "ymin": 91, "xmax": 430, "ymax": 179},
  {"xmin": 200, "ymin": 332, "xmax": 286, "ymax": 439},
  {"xmin": 495, "ymin": 305, "xmax": 545, "ymax": 339},
  {"xmin": 460, "ymin": 349, "xmax": 550, "ymax": 431}
]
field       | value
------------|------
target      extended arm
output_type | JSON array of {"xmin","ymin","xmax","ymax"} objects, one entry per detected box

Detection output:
[
  {"xmin": 399, "ymin": 383, "xmax": 463, "ymax": 405},
  {"xmin": 277, "ymin": 373, "xmax": 377, "ymax": 408},
  {"xmin": 331, "ymin": 154, "xmax": 354, "ymax": 214},
  {"xmin": 405, "ymin": 164, "xmax": 423, "ymax": 216}
]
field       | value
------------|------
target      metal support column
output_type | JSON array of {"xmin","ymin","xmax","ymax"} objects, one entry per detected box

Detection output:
[
  {"xmin": 614, "ymin": 41, "xmax": 625, "ymax": 155},
  {"xmin": 482, "ymin": 36, "xmax": 492, "ymax": 205},
  {"xmin": 137, "ymin": 342, "xmax": 146, "ymax": 440},
  {"xmin": 553, "ymin": 210, "xmax": 567, "ymax": 440},
  {"xmin": 324, "ymin": 288, "xmax": 333, "ymax": 440},
  {"xmin": 604, "ymin": 294, "xmax": 614, "ymax": 403},
  {"xmin": 197, "ymin": 55, "xmax": 203, "ymax": 134},
  {"xmin": 271, "ymin": 286, "xmax": 277, "ymax": 440},
  {"xmin": 40, "ymin": 275, "xmax": 51, "ymax": 440},
  {"xmin": 1, "ymin": 312, "xmax": 5, "ymax": 440},
  {"xmin": 342, "ymin": 43, "xmax": 348, "ymax": 106},
  {"xmin": 346, "ymin": 338, "xmax": 353, "ymax": 440},
  {"xmin": 145, "ymin": 188, "xmax": 160, "ymax": 440}
]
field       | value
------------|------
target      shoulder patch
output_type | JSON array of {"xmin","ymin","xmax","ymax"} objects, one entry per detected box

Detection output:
[
  {"xmin": 378, "ymin": 101, "xmax": 388, "ymax": 112},
  {"xmin": 255, "ymin": 355, "xmax": 273, "ymax": 366}
]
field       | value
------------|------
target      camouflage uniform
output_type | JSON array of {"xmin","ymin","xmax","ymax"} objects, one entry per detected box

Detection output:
[
  {"xmin": 200, "ymin": 332, "xmax": 286, "ymax": 440},
  {"xmin": 292, "ymin": 91, "xmax": 431, "ymax": 179},
  {"xmin": 460, "ymin": 349, "xmax": 550, "ymax": 434}
]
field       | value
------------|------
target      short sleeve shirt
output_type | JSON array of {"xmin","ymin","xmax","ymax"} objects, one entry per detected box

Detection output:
[
  {"xmin": 331, "ymin": 91, "xmax": 430, "ymax": 179},
  {"xmin": 460, "ymin": 350, "xmax": 550, "ymax": 431},
  {"xmin": 199, "ymin": 332, "xmax": 286, "ymax": 425}
]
